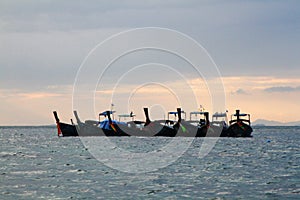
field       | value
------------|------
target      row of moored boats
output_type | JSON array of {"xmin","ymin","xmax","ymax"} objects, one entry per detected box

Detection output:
[{"xmin": 53, "ymin": 108, "xmax": 253, "ymax": 137}]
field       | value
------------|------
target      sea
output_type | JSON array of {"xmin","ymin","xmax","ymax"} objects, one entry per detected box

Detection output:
[{"xmin": 0, "ymin": 126, "xmax": 299, "ymax": 199}]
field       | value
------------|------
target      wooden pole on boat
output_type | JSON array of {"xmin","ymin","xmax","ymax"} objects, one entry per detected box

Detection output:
[
  {"xmin": 53, "ymin": 111, "xmax": 59, "ymax": 123},
  {"xmin": 106, "ymin": 111, "xmax": 112, "ymax": 124},
  {"xmin": 204, "ymin": 112, "xmax": 209, "ymax": 125},
  {"xmin": 53, "ymin": 111, "xmax": 62, "ymax": 136},
  {"xmin": 144, "ymin": 108, "xmax": 151, "ymax": 126},
  {"xmin": 177, "ymin": 108, "xmax": 182, "ymax": 123},
  {"xmin": 107, "ymin": 111, "xmax": 117, "ymax": 132},
  {"xmin": 236, "ymin": 110, "xmax": 240, "ymax": 121}
]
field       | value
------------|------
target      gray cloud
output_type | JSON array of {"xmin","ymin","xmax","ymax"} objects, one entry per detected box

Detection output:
[
  {"xmin": 0, "ymin": 0, "xmax": 209, "ymax": 32},
  {"xmin": 1, "ymin": 0, "xmax": 299, "ymax": 32},
  {"xmin": 264, "ymin": 86, "xmax": 300, "ymax": 93},
  {"xmin": 0, "ymin": 0, "xmax": 299, "ymax": 92},
  {"xmin": 231, "ymin": 88, "xmax": 249, "ymax": 95}
]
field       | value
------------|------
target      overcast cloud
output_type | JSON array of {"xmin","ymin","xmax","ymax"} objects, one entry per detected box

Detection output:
[
  {"xmin": 1, "ymin": 0, "xmax": 299, "ymax": 88},
  {"xmin": 0, "ymin": 0, "xmax": 299, "ymax": 124},
  {"xmin": 264, "ymin": 86, "xmax": 300, "ymax": 93}
]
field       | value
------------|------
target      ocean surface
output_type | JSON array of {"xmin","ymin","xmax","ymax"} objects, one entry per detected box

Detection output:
[{"xmin": 0, "ymin": 126, "xmax": 299, "ymax": 199}]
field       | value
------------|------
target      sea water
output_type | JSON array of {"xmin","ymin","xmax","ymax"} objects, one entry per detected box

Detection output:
[{"xmin": 0, "ymin": 126, "xmax": 299, "ymax": 199}]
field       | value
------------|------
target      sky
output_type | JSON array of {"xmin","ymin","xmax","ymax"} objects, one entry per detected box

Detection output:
[{"xmin": 0, "ymin": 0, "xmax": 299, "ymax": 125}]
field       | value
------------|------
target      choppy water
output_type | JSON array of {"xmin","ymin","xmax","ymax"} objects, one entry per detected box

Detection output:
[{"xmin": 0, "ymin": 126, "xmax": 299, "ymax": 199}]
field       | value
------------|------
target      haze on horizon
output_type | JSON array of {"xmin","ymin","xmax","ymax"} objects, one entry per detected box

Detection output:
[{"xmin": 0, "ymin": 0, "xmax": 299, "ymax": 125}]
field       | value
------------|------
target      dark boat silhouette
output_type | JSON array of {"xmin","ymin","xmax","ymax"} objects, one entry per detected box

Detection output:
[
  {"xmin": 179, "ymin": 111, "xmax": 210, "ymax": 137},
  {"xmin": 72, "ymin": 110, "xmax": 129, "ymax": 137},
  {"xmin": 227, "ymin": 110, "xmax": 253, "ymax": 137},
  {"xmin": 73, "ymin": 108, "xmax": 183, "ymax": 137},
  {"xmin": 53, "ymin": 109, "xmax": 253, "ymax": 137},
  {"xmin": 208, "ymin": 112, "xmax": 228, "ymax": 137},
  {"xmin": 53, "ymin": 111, "xmax": 78, "ymax": 137}
]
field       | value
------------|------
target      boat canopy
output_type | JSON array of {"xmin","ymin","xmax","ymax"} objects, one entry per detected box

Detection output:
[
  {"xmin": 99, "ymin": 110, "xmax": 116, "ymax": 116},
  {"xmin": 168, "ymin": 111, "xmax": 185, "ymax": 115},
  {"xmin": 168, "ymin": 110, "xmax": 186, "ymax": 120},
  {"xmin": 190, "ymin": 111, "xmax": 207, "ymax": 115},
  {"xmin": 189, "ymin": 111, "xmax": 208, "ymax": 121},
  {"xmin": 233, "ymin": 113, "xmax": 248, "ymax": 117},
  {"xmin": 99, "ymin": 119, "xmax": 126, "ymax": 130},
  {"xmin": 118, "ymin": 112, "xmax": 136, "ymax": 121},
  {"xmin": 118, "ymin": 113, "xmax": 136, "ymax": 118},
  {"xmin": 213, "ymin": 112, "xmax": 227, "ymax": 118}
]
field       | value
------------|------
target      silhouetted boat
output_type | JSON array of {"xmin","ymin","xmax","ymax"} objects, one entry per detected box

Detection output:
[
  {"xmin": 73, "ymin": 110, "xmax": 129, "ymax": 137},
  {"xmin": 53, "ymin": 111, "xmax": 78, "ymax": 137},
  {"xmin": 73, "ymin": 108, "xmax": 183, "ymax": 137},
  {"xmin": 53, "ymin": 108, "xmax": 253, "ymax": 137},
  {"xmin": 209, "ymin": 112, "xmax": 228, "ymax": 137},
  {"xmin": 227, "ymin": 110, "xmax": 253, "ymax": 137},
  {"xmin": 153, "ymin": 108, "xmax": 182, "ymax": 137},
  {"xmin": 190, "ymin": 111, "xmax": 210, "ymax": 137}
]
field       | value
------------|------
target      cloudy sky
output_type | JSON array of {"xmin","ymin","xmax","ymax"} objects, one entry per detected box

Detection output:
[{"xmin": 0, "ymin": 0, "xmax": 299, "ymax": 125}]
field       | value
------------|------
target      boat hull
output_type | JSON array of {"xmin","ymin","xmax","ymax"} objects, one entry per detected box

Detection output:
[
  {"xmin": 53, "ymin": 111, "xmax": 78, "ymax": 137},
  {"xmin": 76, "ymin": 120, "xmax": 180, "ymax": 137},
  {"xmin": 58, "ymin": 122, "xmax": 78, "ymax": 137},
  {"xmin": 227, "ymin": 122, "xmax": 253, "ymax": 137},
  {"xmin": 54, "ymin": 110, "xmax": 252, "ymax": 138}
]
